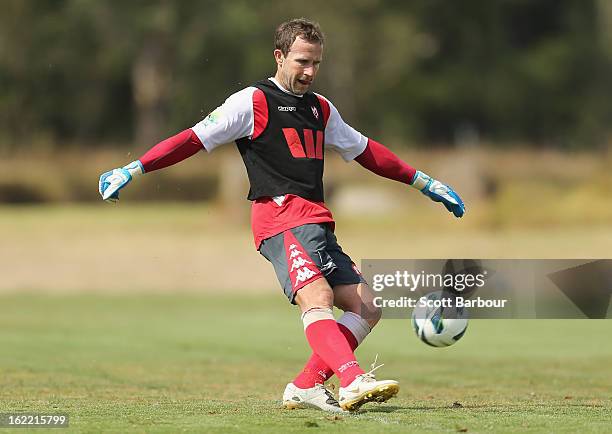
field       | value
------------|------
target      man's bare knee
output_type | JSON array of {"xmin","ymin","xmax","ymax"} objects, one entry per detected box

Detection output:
[{"xmin": 295, "ymin": 278, "xmax": 334, "ymax": 313}]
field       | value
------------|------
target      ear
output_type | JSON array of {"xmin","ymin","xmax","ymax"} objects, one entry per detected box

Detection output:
[{"xmin": 273, "ymin": 49, "xmax": 284, "ymax": 66}]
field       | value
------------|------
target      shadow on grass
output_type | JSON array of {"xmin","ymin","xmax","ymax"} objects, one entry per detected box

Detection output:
[
  {"xmin": 361, "ymin": 401, "xmax": 608, "ymax": 414},
  {"xmin": 360, "ymin": 405, "xmax": 403, "ymax": 413}
]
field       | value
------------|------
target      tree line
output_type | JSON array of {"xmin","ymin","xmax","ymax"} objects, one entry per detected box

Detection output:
[{"xmin": 1, "ymin": 0, "xmax": 611, "ymax": 151}]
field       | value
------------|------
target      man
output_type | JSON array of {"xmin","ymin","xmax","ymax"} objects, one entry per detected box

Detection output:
[{"xmin": 99, "ymin": 18, "xmax": 465, "ymax": 413}]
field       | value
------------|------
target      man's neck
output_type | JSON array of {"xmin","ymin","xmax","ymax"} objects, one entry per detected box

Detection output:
[{"xmin": 269, "ymin": 76, "xmax": 304, "ymax": 98}]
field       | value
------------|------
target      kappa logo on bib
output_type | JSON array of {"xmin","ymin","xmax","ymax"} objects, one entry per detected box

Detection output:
[{"xmin": 283, "ymin": 232, "xmax": 322, "ymax": 290}]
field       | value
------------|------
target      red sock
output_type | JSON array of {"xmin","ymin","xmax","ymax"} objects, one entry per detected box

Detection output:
[
  {"xmin": 293, "ymin": 324, "xmax": 358, "ymax": 388},
  {"xmin": 303, "ymin": 319, "xmax": 364, "ymax": 387}
]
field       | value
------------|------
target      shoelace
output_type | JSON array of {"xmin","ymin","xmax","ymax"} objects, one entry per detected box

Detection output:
[{"xmin": 359, "ymin": 354, "xmax": 385, "ymax": 382}]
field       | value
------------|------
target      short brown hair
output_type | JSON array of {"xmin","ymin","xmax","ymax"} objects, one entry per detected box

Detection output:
[{"xmin": 274, "ymin": 18, "xmax": 325, "ymax": 56}]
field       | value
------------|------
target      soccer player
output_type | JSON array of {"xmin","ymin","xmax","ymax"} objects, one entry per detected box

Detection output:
[{"xmin": 99, "ymin": 18, "xmax": 465, "ymax": 412}]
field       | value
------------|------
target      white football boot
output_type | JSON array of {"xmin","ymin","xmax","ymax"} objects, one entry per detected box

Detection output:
[
  {"xmin": 338, "ymin": 356, "xmax": 399, "ymax": 412},
  {"xmin": 282, "ymin": 383, "xmax": 346, "ymax": 413}
]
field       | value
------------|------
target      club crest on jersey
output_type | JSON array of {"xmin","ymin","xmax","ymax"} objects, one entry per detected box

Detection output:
[
  {"xmin": 311, "ymin": 106, "xmax": 319, "ymax": 120},
  {"xmin": 202, "ymin": 108, "xmax": 221, "ymax": 127}
]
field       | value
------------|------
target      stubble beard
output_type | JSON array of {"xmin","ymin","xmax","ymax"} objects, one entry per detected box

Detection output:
[{"xmin": 277, "ymin": 69, "xmax": 308, "ymax": 95}]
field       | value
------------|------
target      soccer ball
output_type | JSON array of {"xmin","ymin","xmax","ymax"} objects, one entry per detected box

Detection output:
[{"xmin": 411, "ymin": 291, "xmax": 469, "ymax": 347}]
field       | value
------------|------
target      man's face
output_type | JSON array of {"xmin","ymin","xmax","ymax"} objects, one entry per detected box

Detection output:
[{"xmin": 274, "ymin": 37, "xmax": 322, "ymax": 95}]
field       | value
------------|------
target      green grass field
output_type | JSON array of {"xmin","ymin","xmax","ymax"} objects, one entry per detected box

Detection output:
[
  {"xmin": 0, "ymin": 294, "xmax": 610, "ymax": 433},
  {"xmin": 1, "ymin": 203, "xmax": 611, "ymax": 432}
]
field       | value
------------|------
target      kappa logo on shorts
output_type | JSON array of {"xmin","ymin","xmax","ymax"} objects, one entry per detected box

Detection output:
[
  {"xmin": 284, "ymin": 233, "xmax": 321, "ymax": 289},
  {"xmin": 295, "ymin": 267, "xmax": 317, "ymax": 285},
  {"xmin": 290, "ymin": 256, "xmax": 313, "ymax": 272}
]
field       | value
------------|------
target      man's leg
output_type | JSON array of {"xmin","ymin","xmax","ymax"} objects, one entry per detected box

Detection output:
[
  {"xmin": 333, "ymin": 283, "xmax": 398, "ymax": 411},
  {"xmin": 289, "ymin": 226, "xmax": 397, "ymax": 411},
  {"xmin": 283, "ymin": 277, "xmax": 369, "ymax": 412},
  {"xmin": 294, "ymin": 278, "xmax": 366, "ymax": 388},
  {"xmin": 293, "ymin": 282, "xmax": 381, "ymax": 388},
  {"xmin": 260, "ymin": 225, "xmax": 359, "ymax": 411},
  {"xmin": 260, "ymin": 223, "xmax": 396, "ymax": 411},
  {"xmin": 294, "ymin": 279, "xmax": 398, "ymax": 411}
]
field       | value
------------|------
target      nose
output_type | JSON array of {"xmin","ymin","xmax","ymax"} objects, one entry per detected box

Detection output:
[{"xmin": 303, "ymin": 65, "xmax": 315, "ymax": 77}]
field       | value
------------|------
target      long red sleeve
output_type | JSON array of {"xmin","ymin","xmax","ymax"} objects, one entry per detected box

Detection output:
[
  {"xmin": 354, "ymin": 138, "xmax": 417, "ymax": 184},
  {"xmin": 139, "ymin": 129, "xmax": 203, "ymax": 173}
]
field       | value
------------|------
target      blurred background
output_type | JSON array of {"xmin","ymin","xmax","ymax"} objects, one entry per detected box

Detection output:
[{"xmin": 1, "ymin": 0, "xmax": 611, "ymax": 293}]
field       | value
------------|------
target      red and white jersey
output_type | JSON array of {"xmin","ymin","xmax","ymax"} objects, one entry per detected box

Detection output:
[{"xmin": 191, "ymin": 78, "xmax": 369, "ymax": 249}]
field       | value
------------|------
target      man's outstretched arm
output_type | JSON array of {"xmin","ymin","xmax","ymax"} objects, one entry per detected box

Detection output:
[
  {"xmin": 98, "ymin": 128, "xmax": 203, "ymax": 202},
  {"xmin": 354, "ymin": 138, "xmax": 465, "ymax": 218},
  {"xmin": 99, "ymin": 87, "xmax": 259, "ymax": 202}
]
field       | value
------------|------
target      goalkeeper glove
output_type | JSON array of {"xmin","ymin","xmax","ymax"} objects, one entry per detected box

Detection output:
[
  {"xmin": 411, "ymin": 170, "xmax": 465, "ymax": 218},
  {"xmin": 98, "ymin": 160, "xmax": 144, "ymax": 202}
]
